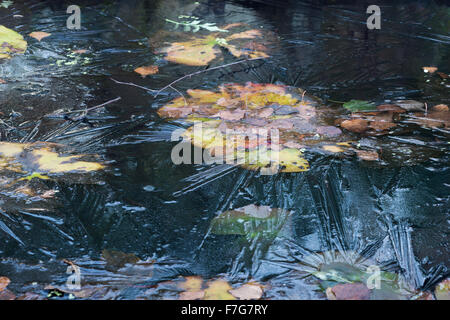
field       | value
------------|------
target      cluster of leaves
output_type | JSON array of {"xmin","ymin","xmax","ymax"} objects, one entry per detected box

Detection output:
[
  {"xmin": 158, "ymin": 83, "xmax": 354, "ymax": 172},
  {"xmin": 177, "ymin": 276, "xmax": 264, "ymax": 300},
  {"xmin": 156, "ymin": 24, "xmax": 270, "ymax": 66}
]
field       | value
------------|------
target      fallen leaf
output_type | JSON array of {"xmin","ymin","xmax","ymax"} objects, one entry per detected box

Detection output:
[
  {"xmin": 0, "ymin": 78, "xmax": 6, "ymax": 84},
  {"xmin": 433, "ymin": 104, "xmax": 449, "ymax": 112},
  {"xmin": 356, "ymin": 150, "xmax": 379, "ymax": 161},
  {"xmin": 215, "ymin": 109, "xmax": 246, "ymax": 121},
  {"xmin": 0, "ymin": 277, "xmax": 10, "ymax": 291},
  {"xmin": 0, "ymin": 142, "xmax": 104, "ymax": 175},
  {"xmin": 322, "ymin": 145, "xmax": 344, "ymax": 153},
  {"xmin": 159, "ymin": 35, "xmax": 220, "ymax": 66},
  {"xmin": 343, "ymin": 100, "xmax": 376, "ymax": 112},
  {"xmin": 0, "ymin": 25, "xmax": 27, "ymax": 59},
  {"xmin": 437, "ymin": 72, "xmax": 449, "ymax": 80},
  {"xmin": 179, "ymin": 276, "xmax": 203, "ymax": 292},
  {"xmin": 340, "ymin": 119, "xmax": 369, "ymax": 133},
  {"xmin": 434, "ymin": 278, "xmax": 450, "ymax": 300},
  {"xmin": 179, "ymin": 291, "xmax": 205, "ymax": 300},
  {"xmin": 29, "ymin": 31, "xmax": 51, "ymax": 41},
  {"xmin": 134, "ymin": 65, "xmax": 159, "ymax": 78},
  {"xmin": 72, "ymin": 49, "xmax": 87, "ymax": 54},
  {"xmin": 316, "ymin": 126, "xmax": 342, "ymax": 137},
  {"xmin": 422, "ymin": 66, "xmax": 438, "ymax": 73},
  {"xmin": 368, "ymin": 121, "xmax": 396, "ymax": 131},
  {"xmin": 376, "ymin": 104, "xmax": 405, "ymax": 113},
  {"xmin": 203, "ymin": 280, "xmax": 235, "ymax": 300},
  {"xmin": 326, "ymin": 283, "xmax": 371, "ymax": 300},
  {"xmin": 210, "ymin": 204, "xmax": 290, "ymax": 237},
  {"xmin": 102, "ymin": 249, "xmax": 140, "ymax": 270},
  {"xmin": 229, "ymin": 283, "xmax": 263, "ymax": 300},
  {"xmin": 393, "ymin": 100, "xmax": 424, "ymax": 112}
]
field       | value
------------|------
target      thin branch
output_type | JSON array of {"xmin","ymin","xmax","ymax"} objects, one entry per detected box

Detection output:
[
  {"xmin": 110, "ymin": 78, "xmax": 158, "ymax": 93},
  {"xmin": 168, "ymin": 85, "xmax": 187, "ymax": 106},
  {"xmin": 64, "ymin": 96, "xmax": 122, "ymax": 115},
  {"xmin": 155, "ymin": 57, "xmax": 267, "ymax": 97}
]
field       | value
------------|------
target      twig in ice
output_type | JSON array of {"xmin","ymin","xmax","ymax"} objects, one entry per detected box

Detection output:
[
  {"xmin": 63, "ymin": 96, "xmax": 122, "ymax": 115},
  {"xmin": 110, "ymin": 78, "xmax": 158, "ymax": 93},
  {"xmin": 155, "ymin": 57, "xmax": 266, "ymax": 97}
]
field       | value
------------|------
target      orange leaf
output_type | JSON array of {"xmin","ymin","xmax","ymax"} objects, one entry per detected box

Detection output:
[
  {"xmin": 422, "ymin": 66, "xmax": 438, "ymax": 73},
  {"xmin": 0, "ymin": 277, "xmax": 10, "ymax": 291},
  {"xmin": 29, "ymin": 31, "xmax": 51, "ymax": 41},
  {"xmin": 134, "ymin": 65, "xmax": 159, "ymax": 77}
]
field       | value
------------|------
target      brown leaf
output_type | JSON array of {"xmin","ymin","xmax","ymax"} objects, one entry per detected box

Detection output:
[
  {"xmin": 229, "ymin": 284, "xmax": 263, "ymax": 300},
  {"xmin": 326, "ymin": 283, "xmax": 371, "ymax": 300},
  {"xmin": 376, "ymin": 104, "xmax": 405, "ymax": 113},
  {"xmin": 340, "ymin": 119, "xmax": 369, "ymax": 133},
  {"xmin": 368, "ymin": 121, "xmax": 396, "ymax": 131},
  {"xmin": 433, "ymin": 104, "xmax": 449, "ymax": 112},
  {"xmin": 0, "ymin": 79, "xmax": 6, "ymax": 84},
  {"xmin": 134, "ymin": 65, "xmax": 159, "ymax": 78},
  {"xmin": 437, "ymin": 72, "xmax": 449, "ymax": 80},
  {"xmin": 356, "ymin": 150, "xmax": 379, "ymax": 161},
  {"xmin": 29, "ymin": 31, "xmax": 51, "ymax": 41},
  {"xmin": 0, "ymin": 277, "xmax": 10, "ymax": 291}
]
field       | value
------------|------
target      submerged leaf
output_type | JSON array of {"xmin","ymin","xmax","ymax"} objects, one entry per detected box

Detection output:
[
  {"xmin": 343, "ymin": 100, "xmax": 376, "ymax": 112},
  {"xmin": 229, "ymin": 283, "xmax": 263, "ymax": 300},
  {"xmin": 210, "ymin": 204, "xmax": 290, "ymax": 237},
  {"xmin": 326, "ymin": 283, "xmax": 371, "ymax": 300},
  {"xmin": 203, "ymin": 280, "xmax": 235, "ymax": 300},
  {"xmin": 0, "ymin": 142, "xmax": 104, "ymax": 175},
  {"xmin": 434, "ymin": 278, "xmax": 450, "ymax": 300}
]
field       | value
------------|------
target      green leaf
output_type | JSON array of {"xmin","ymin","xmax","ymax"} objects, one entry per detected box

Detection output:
[{"xmin": 343, "ymin": 100, "xmax": 376, "ymax": 112}]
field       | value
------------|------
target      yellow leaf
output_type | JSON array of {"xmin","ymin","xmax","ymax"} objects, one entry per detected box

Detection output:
[
  {"xmin": 0, "ymin": 142, "xmax": 104, "ymax": 175},
  {"xmin": 160, "ymin": 36, "xmax": 219, "ymax": 66},
  {"xmin": 179, "ymin": 276, "xmax": 203, "ymax": 292},
  {"xmin": 203, "ymin": 280, "xmax": 235, "ymax": 300},
  {"xmin": 0, "ymin": 25, "xmax": 27, "ymax": 59},
  {"xmin": 322, "ymin": 145, "xmax": 344, "ymax": 153}
]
